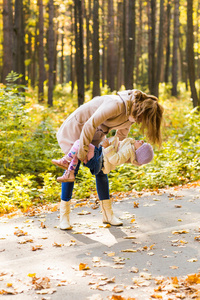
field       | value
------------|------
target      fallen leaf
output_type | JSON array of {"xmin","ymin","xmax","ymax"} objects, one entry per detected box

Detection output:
[
  {"xmin": 53, "ymin": 242, "xmax": 63, "ymax": 247},
  {"xmin": 32, "ymin": 245, "xmax": 43, "ymax": 251},
  {"xmin": 14, "ymin": 229, "xmax": 27, "ymax": 237},
  {"xmin": 112, "ymin": 285, "xmax": 124, "ymax": 293},
  {"xmin": 123, "ymin": 236, "xmax": 136, "ymax": 240},
  {"xmin": 150, "ymin": 294, "xmax": 163, "ymax": 299},
  {"xmin": 170, "ymin": 266, "xmax": 179, "ymax": 269},
  {"xmin": 40, "ymin": 222, "xmax": 46, "ymax": 228},
  {"xmin": 133, "ymin": 202, "xmax": 139, "ymax": 208},
  {"xmin": 186, "ymin": 273, "xmax": 200, "ymax": 284},
  {"xmin": 79, "ymin": 263, "xmax": 90, "ymax": 271},
  {"xmin": 172, "ymin": 230, "xmax": 189, "ymax": 234},
  {"xmin": 130, "ymin": 267, "xmax": 139, "ymax": 273},
  {"xmin": 77, "ymin": 210, "xmax": 91, "ymax": 215},
  {"xmin": 106, "ymin": 252, "xmax": 115, "ymax": 257},
  {"xmin": 187, "ymin": 258, "xmax": 198, "ymax": 262},
  {"xmin": 36, "ymin": 288, "xmax": 56, "ymax": 294},
  {"xmin": 121, "ymin": 249, "xmax": 137, "ymax": 253},
  {"xmin": 28, "ymin": 273, "xmax": 36, "ymax": 277}
]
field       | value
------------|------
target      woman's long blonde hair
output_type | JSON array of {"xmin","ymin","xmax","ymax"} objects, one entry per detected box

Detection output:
[{"xmin": 130, "ymin": 90, "xmax": 164, "ymax": 147}]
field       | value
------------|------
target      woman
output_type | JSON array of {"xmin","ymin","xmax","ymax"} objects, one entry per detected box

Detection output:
[{"xmin": 55, "ymin": 89, "xmax": 164, "ymax": 229}]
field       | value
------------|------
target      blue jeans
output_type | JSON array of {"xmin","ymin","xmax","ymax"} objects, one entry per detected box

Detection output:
[{"xmin": 61, "ymin": 160, "xmax": 109, "ymax": 201}]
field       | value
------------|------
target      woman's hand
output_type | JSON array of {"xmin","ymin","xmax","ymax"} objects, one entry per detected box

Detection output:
[{"xmin": 102, "ymin": 138, "xmax": 110, "ymax": 148}]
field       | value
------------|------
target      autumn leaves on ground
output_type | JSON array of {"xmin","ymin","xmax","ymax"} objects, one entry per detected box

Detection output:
[{"xmin": 0, "ymin": 182, "xmax": 199, "ymax": 299}]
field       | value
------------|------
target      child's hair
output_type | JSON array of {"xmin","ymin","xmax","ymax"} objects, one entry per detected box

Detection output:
[{"xmin": 129, "ymin": 90, "xmax": 164, "ymax": 147}]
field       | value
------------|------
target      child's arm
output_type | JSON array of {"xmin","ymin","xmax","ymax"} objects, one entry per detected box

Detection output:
[{"xmin": 103, "ymin": 143, "xmax": 132, "ymax": 166}]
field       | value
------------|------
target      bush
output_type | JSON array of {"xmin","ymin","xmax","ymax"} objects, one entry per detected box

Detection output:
[{"xmin": 0, "ymin": 79, "xmax": 199, "ymax": 213}]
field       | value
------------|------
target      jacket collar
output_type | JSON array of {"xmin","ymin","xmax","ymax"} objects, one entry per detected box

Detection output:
[{"xmin": 117, "ymin": 89, "xmax": 137, "ymax": 116}]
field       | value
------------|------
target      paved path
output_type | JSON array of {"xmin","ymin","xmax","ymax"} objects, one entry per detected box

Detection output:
[{"xmin": 0, "ymin": 185, "xmax": 199, "ymax": 299}]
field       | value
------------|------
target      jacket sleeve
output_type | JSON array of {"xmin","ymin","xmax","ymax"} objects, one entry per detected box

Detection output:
[
  {"xmin": 78, "ymin": 99, "xmax": 122, "ymax": 161},
  {"xmin": 115, "ymin": 127, "xmax": 131, "ymax": 141},
  {"xmin": 103, "ymin": 143, "xmax": 132, "ymax": 166}
]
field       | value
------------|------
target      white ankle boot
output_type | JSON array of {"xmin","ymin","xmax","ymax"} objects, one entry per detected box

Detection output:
[
  {"xmin": 100, "ymin": 199, "xmax": 123, "ymax": 226},
  {"xmin": 60, "ymin": 200, "xmax": 72, "ymax": 230}
]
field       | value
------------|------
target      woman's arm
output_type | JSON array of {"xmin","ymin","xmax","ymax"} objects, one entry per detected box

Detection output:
[{"xmin": 78, "ymin": 100, "xmax": 122, "ymax": 161}]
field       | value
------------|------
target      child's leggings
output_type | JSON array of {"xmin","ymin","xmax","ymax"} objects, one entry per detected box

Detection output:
[{"xmin": 67, "ymin": 139, "xmax": 95, "ymax": 171}]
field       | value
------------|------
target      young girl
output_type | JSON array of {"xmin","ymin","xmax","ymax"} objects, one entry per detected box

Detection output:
[{"xmin": 52, "ymin": 136, "xmax": 154, "ymax": 182}]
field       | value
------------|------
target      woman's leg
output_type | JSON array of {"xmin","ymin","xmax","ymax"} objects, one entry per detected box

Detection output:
[
  {"xmin": 95, "ymin": 170, "xmax": 110, "ymax": 200},
  {"xmin": 96, "ymin": 170, "xmax": 122, "ymax": 226},
  {"xmin": 61, "ymin": 160, "xmax": 81, "ymax": 200},
  {"xmin": 59, "ymin": 160, "xmax": 81, "ymax": 230}
]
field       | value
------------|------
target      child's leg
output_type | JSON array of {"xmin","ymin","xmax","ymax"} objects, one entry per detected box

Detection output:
[
  {"xmin": 66, "ymin": 140, "xmax": 80, "ymax": 160},
  {"xmin": 68, "ymin": 141, "xmax": 95, "ymax": 170},
  {"xmin": 52, "ymin": 140, "xmax": 80, "ymax": 170}
]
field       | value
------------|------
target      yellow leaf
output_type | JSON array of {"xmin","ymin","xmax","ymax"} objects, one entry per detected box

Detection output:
[
  {"xmin": 171, "ymin": 276, "xmax": 179, "ymax": 285},
  {"xmin": 131, "ymin": 219, "xmax": 135, "ymax": 223},
  {"xmin": 79, "ymin": 263, "xmax": 90, "ymax": 271},
  {"xmin": 186, "ymin": 273, "xmax": 200, "ymax": 284},
  {"xmin": 6, "ymin": 283, "xmax": 12, "ymax": 287},
  {"xmin": 28, "ymin": 273, "xmax": 36, "ymax": 277},
  {"xmin": 150, "ymin": 244, "xmax": 155, "ymax": 250},
  {"xmin": 133, "ymin": 201, "xmax": 139, "ymax": 208},
  {"xmin": 107, "ymin": 252, "xmax": 115, "ymax": 257},
  {"xmin": 121, "ymin": 249, "xmax": 137, "ymax": 253}
]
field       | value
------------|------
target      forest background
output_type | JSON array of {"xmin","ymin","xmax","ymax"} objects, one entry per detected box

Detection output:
[{"xmin": 0, "ymin": 0, "xmax": 200, "ymax": 214}]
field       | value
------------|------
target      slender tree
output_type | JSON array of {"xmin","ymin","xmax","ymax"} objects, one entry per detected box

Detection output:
[
  {"xmin": 171, "ymin": 0, "xmax": 179, "ymax": 96},
  {"xmin": 48, "ymin": 0, "xmax": 54, "ymax": 106},
  {"xmin": 107, "ymin": 0, "xmax": 115, "ymax": 91},
  {"xmin": 74, "ymin": 0, "xmax": 84, "ymax": 106},
  {"xmin": 92, "ymin": 0, "xmax": 100, "ymax": 97},
  {"xmin": 13, "ymin": 0, "xmax": 25, "ymax": 85},
  {"xmin": 164, "ymin": 0, "xmax": 171, "ymax": 84},
  {"xmin": 2, "ymin": 0, "xmax": 13, "ymax": 83},
  {"xmin": 70, "ymin": 4, "xmax": 74, "ymax": 92},
  {"xmin": 37, "ymin": 0, "xmax": 45, "ymax": 102},
  {"xmin": 187, "ymin": 0, "xmax": 199, "ymax": 107},
  {"xmin": 85, "ymin": 0, "xmax": 91, "ymax": 90},
  {"xmin": 116, "ymin": 0, "xmax": 123, "ymax": 90},
  {"xmin": 136, "ymin": 0, "xmax": 143, "ymax": 85},
  {"xmin": 148, "ymin": 0, "xmax": 156, "ymax": 94},
  {"xmin": 155, "ymin": 0, "xmax": 164, "ymax": 97},
  {"xmin": 126, "ymin": 0, "xmax": 136, "ymax": 90}
]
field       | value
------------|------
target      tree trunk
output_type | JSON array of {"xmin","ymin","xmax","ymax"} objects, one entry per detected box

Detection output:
[
  {"xmin": 116, "ymin": 1, "xmax": 123, "ymax": 90},
  {"xmin": 101, "ymin": 0, "xmax": 106, "ymax": 87},
  {"xmin": 48, "ymin": 0, "xmax": 54, "ymax": 107},
  {"xmin": 171, "ymin": 0, "xmax": 179, "ymax": 96},
  {"xmin": 126, "ymin": 0, "xmax": 136, "ymax": 90},
  {"xmin": 92, "ymin": 0, "xmax": 100, "ymax": 97},
  {"xmin": 136, "ymin": 0, "xmax": 143, "ymax": 85},
  {"xmin": 164, "ymin": 0, "xmax": 171, "ymax": 84},
  {"xmin": 155, "ymin": 0, "xmax": 164, "ymax": 97},
  {"xmin": 2, "ymin": 0, "xmax": 13, "ymax": 83},
  {"xmin": 13, "ymin": 0, "xmax": 25, "ymax": 85},
  {"xmin": 74, "ymin": 0, "xmax": 84, "ymax": 106},
  {"xmin": 107, "ymin": 0, "xmax": 115, "ymax": 91},
  {"xmin": 85, "ymin": 0, "xmax": 91, "ymax": 90},
  {"xmin": 60, "ymin": 25, "xmax": 64, "ymax": 84},
  {"xmin": 37, "ymin": 0, "xmax": 45, "ymax": 102},
  {"xmin": 148, "ymin": 0, "xmax": 156, "ymax": 95},
  {"xmin": 123, "ymin": 0, "xmax": 128, "ymax": 88},
  {"xmin": 187, "ymin": 0, "xmax": 199, "ymax": 107}
]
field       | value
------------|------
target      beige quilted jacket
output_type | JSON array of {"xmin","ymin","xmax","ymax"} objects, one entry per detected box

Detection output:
[
  {"xmin": 57, "ymin": 90, "xmax": 138, "ymax": 161},
  {"xmin": 102, "ymin": 136, "xmax": 140, "ymax": 174}
]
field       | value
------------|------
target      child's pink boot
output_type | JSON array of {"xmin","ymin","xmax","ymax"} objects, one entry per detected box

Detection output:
[
  {"xmin": 52, "ymin": 157, "xmax": 70, "ymax": 170},
  {"xmin": 57, "ymin": 170, "xmax": 75, "ymax": 182}
]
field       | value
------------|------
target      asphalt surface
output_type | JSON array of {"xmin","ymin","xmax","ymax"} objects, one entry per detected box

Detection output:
[{"xmin": 0, "ymin": 184, "xmax": 199, "ymax": 299}]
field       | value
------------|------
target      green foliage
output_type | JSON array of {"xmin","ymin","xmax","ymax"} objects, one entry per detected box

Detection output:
[{"xmin": 0, "ymin": 80, "xmax": 200, "ymax": 213}]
